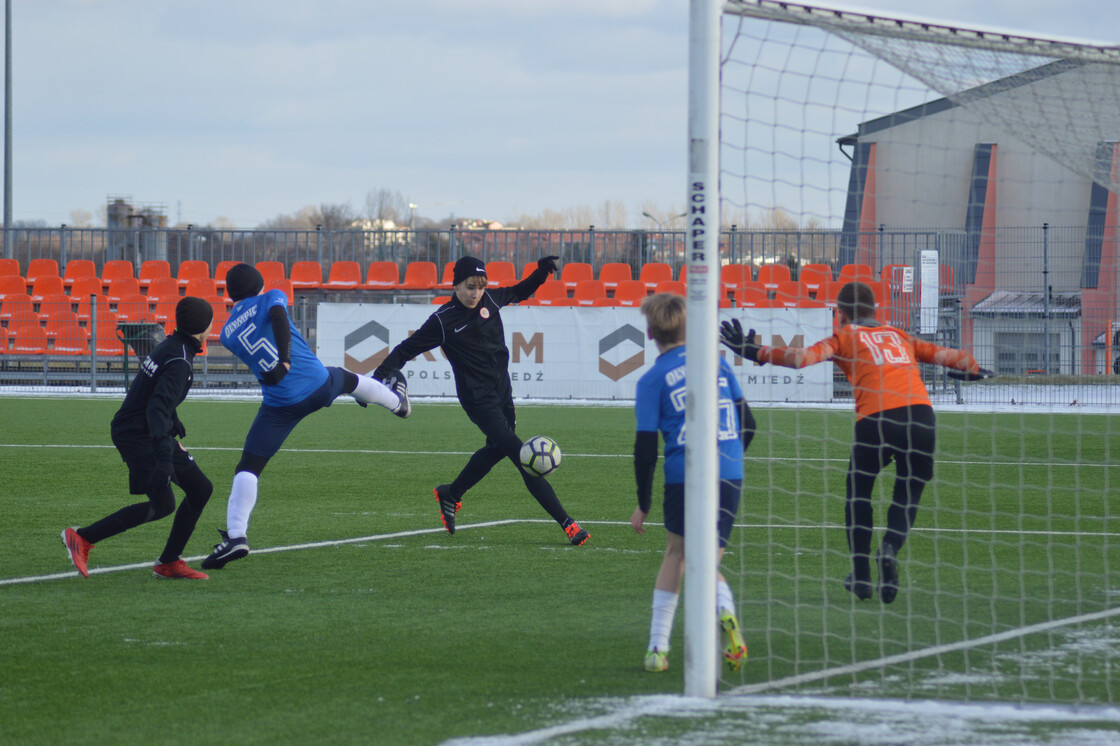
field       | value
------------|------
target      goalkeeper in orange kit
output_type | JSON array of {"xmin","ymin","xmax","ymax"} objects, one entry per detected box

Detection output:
[{"xmin": 720, "ymin": 281, "xmax": 992, "ymax": 603}]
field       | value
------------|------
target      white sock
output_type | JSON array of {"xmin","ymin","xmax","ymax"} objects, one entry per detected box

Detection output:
[
  {"xmin": 649, "ymin": 589, "xmax": 679, "ymax": 652},
  {"xmin": 352, "ymin": 373, "xmax": 400, "ymax": 411},
  {"xmin": 717, "ymin": 578, "xmax": 736, "ymax": 616},
  {"xmin": 226, "ymin": 471, "xmax": 259, "ymax": 539}
]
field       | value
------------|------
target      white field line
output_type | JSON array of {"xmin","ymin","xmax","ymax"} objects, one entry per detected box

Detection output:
[{"xmin": 0, "ymin": 441, "xmax": 1108, "ymax": 469}]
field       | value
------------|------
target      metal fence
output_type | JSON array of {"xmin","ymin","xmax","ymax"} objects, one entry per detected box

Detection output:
[{"xmin": 2, "ymin": 224, "xmax": 1120, "ymax": 406}]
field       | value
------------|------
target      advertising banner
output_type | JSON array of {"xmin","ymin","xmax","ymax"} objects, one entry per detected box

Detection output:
[{"xmin": 316, "ymin": 303, "xmax": 834, "ymax": 403}]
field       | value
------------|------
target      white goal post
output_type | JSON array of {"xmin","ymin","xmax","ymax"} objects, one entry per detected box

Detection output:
[{"xmin": 686, "ymin": 0, "xmax": 1120, "ymax": 705}]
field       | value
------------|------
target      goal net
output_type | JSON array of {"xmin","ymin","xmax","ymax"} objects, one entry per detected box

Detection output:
[{"xmin": 713, "ymin": 1, "xmax": 1120, "ymax": 704}]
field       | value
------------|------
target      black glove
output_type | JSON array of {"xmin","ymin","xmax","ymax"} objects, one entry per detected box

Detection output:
[
  {"xmin": 173, "ymin": 419, "xmax": 186, "ymax": 439},
  {"xmin": 537, "ymin": 255, "xmax": 559, "ymax": 274},
  {"xmin": 378, "ymin": 368, "xmax": 405, "ymax": 390},
  {"xmin": 947, "ymin": 367, "xmax": 994, "ymax": 381},
  {"xmin": 719, "ymin": 318, "xmax": 760, "ymax": 362},
  {"xmin": 260, "ymin": 361, "xmax": 290, "ymax": 386}
]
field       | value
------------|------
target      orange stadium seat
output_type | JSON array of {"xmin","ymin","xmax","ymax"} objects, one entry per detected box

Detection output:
[
  {"xmin": 26, "ymin": 258, "xmax": 60, "ymax": 285},
  {"xmin": 720, "ymin": 263, "xmax": 752, "ymax": 293},
  {"xmin": 799, "ymin": 264, "xmax": 833, "ymax": 295},
  {"xmin": 838, "ymin": 263, "xmax": 874, "ymax": 286},
  {"xmin": 533, "ymin": 280, "xmax": 568, "ymax": 305},
  {"xmin": 62, "ymin": 259, "xmax": 97, "ymax": 289},
  {"xmin": 176, "ymin": 260, "xmax": 210, "ymax": 289},
  {"xmin": 106, "ymin": 277, "xmax": 142, "ymax": 303},
  {"xmin": 91, "ymin": 320, "xmax": 124, "ymax": 357},
  {"xmin": 365, "ymin": 261, "xmax": 400, "ymax": 290},
  {"xmin": 438, "ymin": 262, "xmax": 456, "ymax": 290},
  {"xmin": 572, "ymin": 280, "xmax": 607, "ymax": 306},
  {"xmin": 265, "ymin": 279, "xmax": 294, "ymax": 304},
  {"xmin": 184, "ymin": 277, "xmax": 218, "ymax": 299},
  {"xmin": 116, "ymin": 293, "xmax": 156, "ymax": 323},
  {"xmin": 560, "ymin": 262, "xmax": 594, "ymax": 293},
  {"xmin": 52, "ymin": 324, "xmax": 89, "ymax": 355},
  {"xmin": 43, "ymin": 308, "xmax": 80, "ymax": 342},
  {"xmin": 399, "ymin": 261, "xmax": 438, "ymax": 290},
  {"xmin": 213, "ymin": 260, "xmax": 240, "ymax": 293},
  {"xmin": 757, "ymin": 263, "xmax": 792, "ymax": 292},
  {"xmin": 138, "ymin": 260, "xmax": 172, "ymax": 290},
  {"xmin": 638, "ymin": 263, "xmax": 672, "ymax": 292},
  {"xmin": 68, "ymin": 276, "xmax": 104, "ymax": 301},
  {"xmin": 322, "ymin": 261, "xmax": 362, "ymax": 290},
  {"xmin": 485, "ymin": 261, "xmax": 517, "ymax": 288},
  {"xmin": 289, "ymin": 261, "xmax": 323, "ymax": 290},
  {"xmin": 655, "ymin": 280, "xmax": 686, "ymax": 296},
  {"xmin": 0, "ymin": 274, "xmax": 26, "ymax": 299},
  {"xmin": 0, "ymin": 258, "xmax": 19, "ymax": 277},
  {"xmin": 10, "ymin": 323, "xmax": 47, "ymax": 355},
  {"xmin": 598, "ymin": 263, "xmax": 633, "ymax": 292},
  {"xmin": 735, "ymin": 284, "xmax": 769, "ymax": 308},
  {"xmin": 100, "ymin": 260, "xmax": 135, "ymax": 289},
  {"xmin": 613, "ymin": 280, "xmax": 648, "ymax": 306},
  {"xmin": 30, "ymin": 274, "xmax": 65, "ymax": 302},
  {"xmin": 256, "ymin": 261, "xmax": 285, "ymax": 285},
  {"xmin": 145, "ymin": 276, "xmax": 181, "ymax": 301}
]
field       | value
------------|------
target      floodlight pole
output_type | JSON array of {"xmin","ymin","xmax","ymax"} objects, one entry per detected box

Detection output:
[{"xmin": 684, "ymin": 0, "xmax": 721, "ymax": 698}]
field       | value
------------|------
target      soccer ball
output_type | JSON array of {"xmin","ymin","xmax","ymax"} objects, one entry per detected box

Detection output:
[{"xmin": 520, "ymin": 435, "xmax": 561, "ymax": 478}]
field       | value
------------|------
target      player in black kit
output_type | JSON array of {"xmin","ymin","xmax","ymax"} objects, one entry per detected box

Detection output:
[
  {"xmin": 62, "ymin": 296, "xmax": 216, "ymax": 579},
  {"xmin": 374, "ymin": 255, "xmax": 589, "ymax": 546}
]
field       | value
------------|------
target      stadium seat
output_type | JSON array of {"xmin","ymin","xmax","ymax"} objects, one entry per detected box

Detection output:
[
  {"xmin": 720, "ymin": 263, "xmax": 752, "ymax": 293},
  {"xmin": 940, "ymin": 264, "xmax": 955, "ymax": 294},
  {"xmin": 533, "ymin": 280, "xmax": 568, "ymax": 305},
  {"xmin": 735, "ymin": 284, "xmax": 769, "ymax": 308},
  {"xmin": 589, "ymin": 297, "xmax": 619, "ymax": 307},
  {"xmin": 485, "ymin": 261, "xmax": 517, "ymax": 288},
  {"xmin": 62, "ymin": 259, "xmax": 97, "ymax": 289},
  {"xmin": 38, "ymin": 293, "xmax": 75, "ymax": 324},
  {"xmin": 560, "ymin": 262, "xmax": 594, "ymax": 293},
  {"xmin": 100, "ymin": 259, "xmax": 135, "ymax": 289},
  {"xmin": 799, "ymin": 264, "xmax": 833, "ymax": 295},
  {"xmin": 549, "ymin": 297, "xmax": 580, "ymax": 307},
  {"xmin": 9, "ymin": 323, "xmax": 47, "ymax": 355},
  {"xmin": 91, "ymin": 320, "xmax": 124, "ymax": 357},
  {"xmin": 598, "ymin": 263, "xmax": 633, "ymax": 292},
  {"xmin": 116, "ymin": 293, "xmax": 156, "ymax": 323},
  {"xmin": 0, "ymin": 293, "xmax": 33, "ymax": 324},
  {"xmin": 184, "ymin": 277, "xmax": 219, "ymax": 298},
  {"xmin": 138, "ymin": 259, "xmax": 172, "ymax": 290},
  {"xmin": 774, "ymin": 280, "xmax": 812, "ymax": 308},
  {"xmin": 400, "ymin": 261, "xmax": 439, "ymax": 290},
  {"xmin": 29, "ymin": 274, "xmax": 65, "ymax": 303},
  {"xmin": 4, "ymin": 307, "xmax": 39, "ymax": 332},
  {"xmin": 289, "ymin": 261, "xmax": 323, "ymax": 290},
  {"xmin": 67, "ymin": 276, "xmax": 104, "ymax": 302},
  {"xmin": 572, "ymin": 280, "xmax": 607, "ymax": 306},
  {"xmin": 151, "ymin": 296, "xmax": 178, "ymax": 324},
  {"xmin": 74, "ymin": 295, "xmax": 110, "ymax": 324},
  {"xmin": 176, "ymin": 260, "xmax": 210, "ymax": 289},
  {"xmin": 105, "ymin": 277, "xmax": 142, "ymax": 303},
  {"xmin": 613, "ymin": 280, "xmax": 648, "ymax": 306},
  {"xmin": 43, "ymin": 308, "xmax": 80, "ymax": 342},
  {"xmin": 678, "ymin": 265, "xmax": 688, "ymax": 284},
  {"xmin": 757, "ymin": 263, "xmax": 792, "ymax": 292},
  {"xmin": 204, "ymin": 297, "xmax": 231, "ymax": 339},
  {"xmin": 145, "ymin": 276, "xmax": 181, "ymax": 301},
  {"xmin": 265, "ymin": 279, "xmax": 294, "ymax": 304},
  {"xmin": 26, "ymin": 258, "xmax": 60, "ymax": 285},
  {"xmin": 256, "ymin": 261, "xmax": 286, "ymax": 285},
  {"xmin": 52, "ymin": 324, "xmax": 89, "ymax": 355},
  {"xmin": 0, "ymin": 324, "xmax": 7, "ymax": 352},
  {"xmin": 0, "ymin": 257, "xmax": 19, "ymax": 277},
  {"xmin": 0, "ymin": 274, "xmax": 26, "ymax": 299},
  {"xmin": 437, "ymin": 262, "xmax": 456, "ymax": 290},
  {"xmin": 654, "ymin": 280, "xmax": 686, "ymax": 296},
  {"xmin": 322, "ymin": 260, "xmax": 362, "ymax": 290},
  {"xmin": 212, "ymin": 260, "xmax": 240, "ymax": 293},
  {"xmin": 638, "ymin": 263, "xmax": 673, "ymax": 292},
  {"xmin": 837, "ymin": 263, "xmax": 874, "ymax": 285},
  {"xmin": 431, "ymin": 295, "xmax": 451, "ymax": 305},
  {"xmin": 365, "ymin": 261, "xmax": 400, "ymax": 290}
]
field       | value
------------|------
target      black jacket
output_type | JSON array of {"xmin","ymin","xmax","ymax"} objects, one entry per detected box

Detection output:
[
  {"xmin": 376, "ymin": 267, "xmax": 549, "ymax": 411},
  {"xmin": 110, "ymin": 330, "xmax": 202, "ymax": 470}
]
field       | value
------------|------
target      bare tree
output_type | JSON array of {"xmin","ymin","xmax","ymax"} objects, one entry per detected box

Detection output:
[
  {"xmin": 309, "ymin": 203, "xmax": 357, "ymax": 230},
  {"xmin": 68, "ymin": 209, "xmax": 94, "ymax": 228},
  {"xmin": 364, "ymin": 188, "xmax": 407, "ymax": 225}
]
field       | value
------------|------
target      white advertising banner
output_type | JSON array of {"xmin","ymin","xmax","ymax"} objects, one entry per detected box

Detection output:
[{"xmin": 316, "ymin": 303, "xmax": 834, "ymax": 403}]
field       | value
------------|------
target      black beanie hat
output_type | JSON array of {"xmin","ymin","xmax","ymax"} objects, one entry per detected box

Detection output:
[
  {"xmin": 175, "ymin": 296, "xmax": 214, "ymax": 336},
  {"xmin": 226, "ymin": 262, "xmax": 265, "ymax": 301},
  {"xmin": 453, "ymin": 256, "xmax": 487, "ymax": 286}
]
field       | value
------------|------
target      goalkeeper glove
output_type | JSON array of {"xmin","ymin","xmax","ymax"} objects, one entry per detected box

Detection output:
[
  {"xmin": 947, "ymin": 367, "xmax": 994, "ymax": 381},
  {"xmin": 537, "ymin": 255, "xmax": 559, "ymax": 274},
  {"xmin": 719, "ymin": 318, "xmax": 760, "ymax": 362}
]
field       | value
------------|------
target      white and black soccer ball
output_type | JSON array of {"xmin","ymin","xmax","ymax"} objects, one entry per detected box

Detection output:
[{"xmin": 520, "ymin": 435, "xmax": 561, "ymax": 478}]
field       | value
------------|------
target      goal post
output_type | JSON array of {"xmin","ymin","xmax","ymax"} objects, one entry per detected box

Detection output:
[{"xmin": 697, "ymin": 0, "xmax": 1120, "ymax": 705}]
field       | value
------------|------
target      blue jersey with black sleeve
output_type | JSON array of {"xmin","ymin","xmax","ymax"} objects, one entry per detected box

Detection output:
[
  {"xmin": 220, "ymin": 289, "xmax": 328, "ymax": 407},
  {"xmin": 634, "ymin": 345, "xmax": 744, "ymax": 484}
]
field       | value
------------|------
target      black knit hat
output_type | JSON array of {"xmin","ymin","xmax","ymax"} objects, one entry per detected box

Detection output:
[
  {"xmin": 226, "ymin": 262, "xmax": 265, "ymax": 301},
  {"xmin": 175, "ymin": 296, "xmax": 214, "ymax": 336},
  {"xmin": 453, "ymin": 256, "xmax": 487, "ymax": 286}
]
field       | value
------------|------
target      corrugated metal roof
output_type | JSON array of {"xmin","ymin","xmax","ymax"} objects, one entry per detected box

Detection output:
[{"xmin": 970, "ymin": 290, "xmax": 1081, "ymax": 317}]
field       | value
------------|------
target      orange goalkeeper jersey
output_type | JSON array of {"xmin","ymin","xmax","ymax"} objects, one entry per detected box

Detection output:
[{"xmin": 757, "ymin": 320, "xmax": 981, "ymax": 419}]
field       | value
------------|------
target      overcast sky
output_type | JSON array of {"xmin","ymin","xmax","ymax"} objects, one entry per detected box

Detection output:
[{"xmin": 8, "ymin": 0, "xmax": 1120, "ymax": 228}]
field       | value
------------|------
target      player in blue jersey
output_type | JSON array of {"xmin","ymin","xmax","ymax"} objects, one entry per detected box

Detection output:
[
  {"xmin": 631, "ymin": 293, "xmax": 756, "ymax": 673},
  {"xmin": 201, "ymin": 263, "xmax": 410, "ymax": 570}
]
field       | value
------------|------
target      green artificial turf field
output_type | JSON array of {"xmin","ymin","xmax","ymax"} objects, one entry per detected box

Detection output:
[{"xmin": 1, "ymin": 397, "xmax": 1117, "ymax": 745}]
